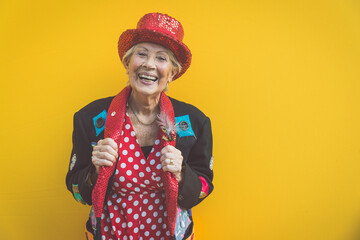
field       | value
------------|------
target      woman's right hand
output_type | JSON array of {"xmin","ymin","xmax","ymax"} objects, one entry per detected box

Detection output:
[{"xmin": 91, "ymin": 138, "xmax": 118, "ymax": 174}]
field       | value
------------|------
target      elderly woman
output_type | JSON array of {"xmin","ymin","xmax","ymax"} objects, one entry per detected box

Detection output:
[{"xmin": 66, "ymin": 13, "xmax": 213, "ymax": 240}]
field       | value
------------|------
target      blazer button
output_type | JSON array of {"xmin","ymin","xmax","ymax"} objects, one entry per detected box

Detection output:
[{"xmin": 95, "ymin": 117, "xmax": 104, "ymax": 128}]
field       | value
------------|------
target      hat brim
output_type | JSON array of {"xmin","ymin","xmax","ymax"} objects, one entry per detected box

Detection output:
[{"xmin": 118, "ymin": 29, "xmax": 192, "ymax": 80}]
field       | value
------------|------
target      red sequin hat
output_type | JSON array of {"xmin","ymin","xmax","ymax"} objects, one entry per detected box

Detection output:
[{"xmin": 118, "ymin": 13, "xmax": 192, "ymax": 80}]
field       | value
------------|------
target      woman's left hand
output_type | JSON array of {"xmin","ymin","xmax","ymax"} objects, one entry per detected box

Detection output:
[{"xmin": 160, "ymin": 145, "xmax": 184, "ymax": 183}]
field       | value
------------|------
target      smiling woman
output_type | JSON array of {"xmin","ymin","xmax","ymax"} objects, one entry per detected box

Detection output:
[{"xmin": 66, "ymin": 13, "xmax": 214, "ymax": 240}]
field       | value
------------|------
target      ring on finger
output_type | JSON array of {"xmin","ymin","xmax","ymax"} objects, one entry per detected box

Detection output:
[{"xmin": 169, "ymin": 159, "xmax": 174, "ymax": 165}]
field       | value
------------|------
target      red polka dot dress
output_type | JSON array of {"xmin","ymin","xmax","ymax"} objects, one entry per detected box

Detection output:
[{"xmin": 101, "ymin": 113, "xmax": 171, "ymax": 240}]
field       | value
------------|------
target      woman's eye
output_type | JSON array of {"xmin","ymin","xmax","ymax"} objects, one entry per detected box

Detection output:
[
  {"xmin": 137, "ymin": 52, "xmax": 147, "ymax": 57},
  {"xmin": 157, "ymin": 56, "xmax": 167, "ymax": 61}
]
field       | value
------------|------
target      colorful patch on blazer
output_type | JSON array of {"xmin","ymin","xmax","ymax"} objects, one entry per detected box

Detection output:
[
  {"xmin": 175, "ymin": 207, "xmax": 192, "ymax": 239},
  {"xmin": 72, "ymin": 184, "xmax": 87, "ymax": 205},
  {"xmin": 70, "ymin": 154, "xmax": 77, "ymax": 171},
  {"xmin": 92, "ymin": 110, "xmax": 107, "ymax": 136},
  {"xmin": 175, "ymin": 115, "xmax": 195, "ymax": 138}
]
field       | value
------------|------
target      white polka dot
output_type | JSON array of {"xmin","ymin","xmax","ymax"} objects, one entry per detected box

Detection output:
[
  {"xmin": 155, "ymin": 176, "xmax": 161, "ymax": 182},
  {"xmin": 114, "ymin": 205, "xmax": 118, "ymax": 210},
  {"xmin": 126, "ymin": 183, "xmax": 132, "ymax": 188},
  {"xmin": 156, "ymin": 231, "xmax": 161, "ymax": 236},
  {"xmin": 102, "ymin": 235, "xmax": 106, "ymax": 240},
  {"xmin": 125, "ymin": 124, "xmax": 130, "ymax": 129},
  {"xmin": 119, "ymin": 143, "xmax": 122, "ymax": 148},
  {"xmin": 128, "ymin": 157, "xmax": 133, "ymax": 162},
  {"xmin": 156, "ymin": 164, "xmax": 162, "ymax": 169},
  {"xmin": 127, "ymin": 208, "xmax": 133, "ymax": 214},
  {"xmin": 150, "ymin": 159, "xmax": 155, "ymax": 165},
  {"xmin": 126, "ymin": 170, "xmax": 132, "ymax": 176},
  {"xmin": 140, "ymin": 159, "xmax": 146, "ymax": 165},
  {"xmin": 150, "ymin": 193, "xmax": 156, "ymax": 198},
  {"xmin": 122, "ymin": 150, "xmax": 128, "ymax": 155},
  {"xmin": 135, "ymin": 151, "xmax": 140, "ymax": 157},
  {"xmin": 164, "ymin": 211, "xmax": 167, "ymax": 216},
  {"xmin": 140, "ymin": 183, "xmax": 146, "ymax": 188},
  {"xmin": 134, "ymin": 214, "xmax": 139, "ymax": 219},
  {"xmin": 139, "ymin": 172, "xmax": 144, "ymax": 177},
  {"xmin": 106, "ymin": 217, "xmax": 110, "ymax": 223},
  {"xmin": 101, "ymin": 213, "xmax": 105, "ymax": 219},
  {"xmin": 131, "ymin": 131, "xmax": 135, "ymax": 137},
  {"xmin": 119, "ymin": 176, "xmax": 125, "ymax": 182},
  {"xmin": 115, "ymin": 169, "xmax": 119, "ymax": 175},
  {"xmin": 121, "ymin": 163, "xmax": 126, "ymax": 168},
  {"xmin": 150, "ymin": 238, "xmax": 154, "ymax": 240},
  {"xmin": 141, "ymin": 212, "xmax": 147, "ymax": 217},
  {"xmin": 121, "ymin": 130, "xmax": 124, "ymax": 135},
  {"xmin": 134, "ymin": 227, "xmax": 139, "ymax": 233},
  {"xmin": 114, "ymin": 182, "xmax": 119, "ymax": 187},
  {"xmin": 129, "ymin": 144, "xmax": 135, "ymax": 150},
  {"xmin": 134, "ymin": 164, "xmax": 139, "ymax": 170},
  {"xmin": 128, "ymin": 222, "xmax": 133, "ymax": 228},
  {"xmin": 145, "ymin": 231, "xmax": 149, "ymax": 236},
  {"xmin": 153, "ymin": 211, "xmax": 158, "ymax": 217},
  {"xmin": 116, "ymin": 198, "xmax": 122, "ymax": 203},
  {"xmin": 151, "ymin": 148, "xmax": 154, "ymax": 153},
  {"xmin": 115, "ymin": 217, "xmax": 120, "ymax": 223},
  {"xmin": 155, "ymin": 139, "xmax": 160, "ymax": 145},
  {"xmin": 140, "ymin": 224, "xmax": 145, "ymax": 230},
  {"xmin": 156, "ymin": 152, "xmax": 160, "ymax": 157},
  {"xmin": 158, "ymin": 218, "xmax": 163, "ymax": 223},
  {"xmin": 135, "ymin": 187, "xmax": 140, "ymax": 192},
  {"xmin": 124, "ymin": 137, "xmax": 129, "ymax": 142},
  {"xmin": 124, "ymin": 236, "xmax": 127, "ymax": 240},
  {"xmin": 148, "ymin": 205, "xmax": 153, "ymax": 211},
  {"xmin": 159, "ymin": 205, "xmax": 164, "ymax": 210},
  {"xmin": 122, "ymin": 222, "xmax": 126, "ymax": 228},
  {"xmin": 122, "ymin": 202, "xmax": 127, "ymax": 208},
  {"xmin": 143, "ymin": 198, "xmax": 148, "ymax": 204},
  {"xmin": 107, "ymin": 200, "xmax": 112, "ymax": 206},
  {"xmin": 166, "ymin": 231, "xmax": 170, "ymax": 236},
  {"xmin": 151, "ymin": 224, "xmax": 156, "ymax": 230},
  {"xmin": 132, "ymin": 177, "xmax": 138, "ymax": 182},
  {"xmin": 155, "ymin": 199, "xmax": 160, "ymax": 204},
  {"xmin": 146, "ymin": 167, "xmax": 151, "ymax": 172},
  {"xmin": 128, "ymin": 195, "xmax": 133, "ymax": 201},
  {"xmin": 162, "ymin": 224, "xmax": 167, "ymax": 229},
  {"xmin": 118, "ymin": 230, "xmax": 121, "ymax": 235},
  {"xmin": 110, "ymin": 213, "xmax": 114, "ymax": 218},
  {"xmin": 134, "ymin": 200, "xmax": 139, "ymax": 206},
  {"xmin": 104, "ymin": 226, "xmax": 109, "ymax": 232},
  {"xmin": 146, "ymin": 218, "xmax": 152, "ymax": 224}
]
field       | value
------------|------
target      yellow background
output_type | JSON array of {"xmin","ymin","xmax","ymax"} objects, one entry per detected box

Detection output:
[{"xmin": 1, "ymin": 0, "xmax": 360, "ymax": 239}]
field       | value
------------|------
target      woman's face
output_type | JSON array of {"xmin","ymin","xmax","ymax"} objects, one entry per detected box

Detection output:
[{"xmin": 126, "ymin": 42, "xmax": 175, "ymax": 98}]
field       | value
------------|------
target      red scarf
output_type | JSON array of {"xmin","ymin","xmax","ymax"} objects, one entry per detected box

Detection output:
[{"xmin": 92, "ymin": 86, "xmax": 178, "ymax": 236}]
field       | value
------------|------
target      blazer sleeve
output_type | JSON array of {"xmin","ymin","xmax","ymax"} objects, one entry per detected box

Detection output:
[
  {"xmin": 177, "ymin": 117, "xmax": 214, "ymax": 209},
  {"xmin": 65, "ymin": 111, "xmax": 96, "ymax": 205}
]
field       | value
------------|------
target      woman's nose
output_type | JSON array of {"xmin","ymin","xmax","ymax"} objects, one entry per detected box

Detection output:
[{"xmin": 142, "ymin": 56, "xmax": 156, "ymax": 69}]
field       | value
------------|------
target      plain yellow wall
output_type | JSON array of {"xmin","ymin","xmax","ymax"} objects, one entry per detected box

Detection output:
[{"xmin": 1, "ymin": 0, "xmax": 360, "ymax": 239}]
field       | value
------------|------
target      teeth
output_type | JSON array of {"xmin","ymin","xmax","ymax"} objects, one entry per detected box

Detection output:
[{"xmin": 139, "ymin": 74, "xmax": 157, "ymax": 81}]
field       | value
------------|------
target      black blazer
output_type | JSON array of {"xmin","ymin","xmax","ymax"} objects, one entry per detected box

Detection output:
[{"xmin": 66, "ymin": 96, "xmax": 213, "ymax": 221}]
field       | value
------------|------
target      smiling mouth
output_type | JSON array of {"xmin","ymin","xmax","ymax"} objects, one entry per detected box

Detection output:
[{"xmin": 138, "ymin": 74, "xmax": 158, "ymax": 82}]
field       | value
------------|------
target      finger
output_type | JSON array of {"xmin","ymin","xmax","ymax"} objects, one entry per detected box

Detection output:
[
  {"xmin": 94, "ymin": 151, "xmax": 117, "ymax": 163},
  {"xmin": 92, "ymin": 156, "xmax": 114, "ymax": 168},
  {"xmin": 160, "ymin": 145, "xmax": 174, "ymax": 154},
  {"xmin": 162, "ymin": 163, "xmax": 181, "ymax": 174},
  {"xmin": 101, "ymin": 138, "xmax": 118, "ymax": 150}
]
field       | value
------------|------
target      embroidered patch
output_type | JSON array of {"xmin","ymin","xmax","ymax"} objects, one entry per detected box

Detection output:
[
  {"xmin": 92, "ymin": 110, "xmax": 107, "ymax": 136},
  {"xmin": 70, "ymin": 154, "xmax": 76, "ymax": 171},
  {"xmin": 175, "ymin": 207, "xmax": 192, "ymax": 239},
  {"xmin": 175, "ymin": 115, "xmax": 195, "ymax": 138},
  {"xmin": 72, "ymin": 184, "xmax": 87, "ymax": 205},
  {"xmin": 91, "ymin": 142, "xmax": 97, "ymax": 148},
  {"xmin": 210, "ymin": 156, "xmax": 214, "ymax": 170}
]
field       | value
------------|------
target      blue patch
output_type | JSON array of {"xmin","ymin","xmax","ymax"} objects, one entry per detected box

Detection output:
[
  {"xmin": 92, "ymin": 110, "xmax": 107, "ymax": 136},
  {"xmin": 175, "ymin": 115, "xmax": 195, "ymax": 138}
]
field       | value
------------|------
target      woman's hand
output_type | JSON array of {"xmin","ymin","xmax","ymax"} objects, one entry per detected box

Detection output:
[
  {"xmin": 92, "ymin": 138, "xmax": 118, "ymax": 174},
  {"xmin": 160, "ymin": 145, "xmax": 184, "ymax": 183}
]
